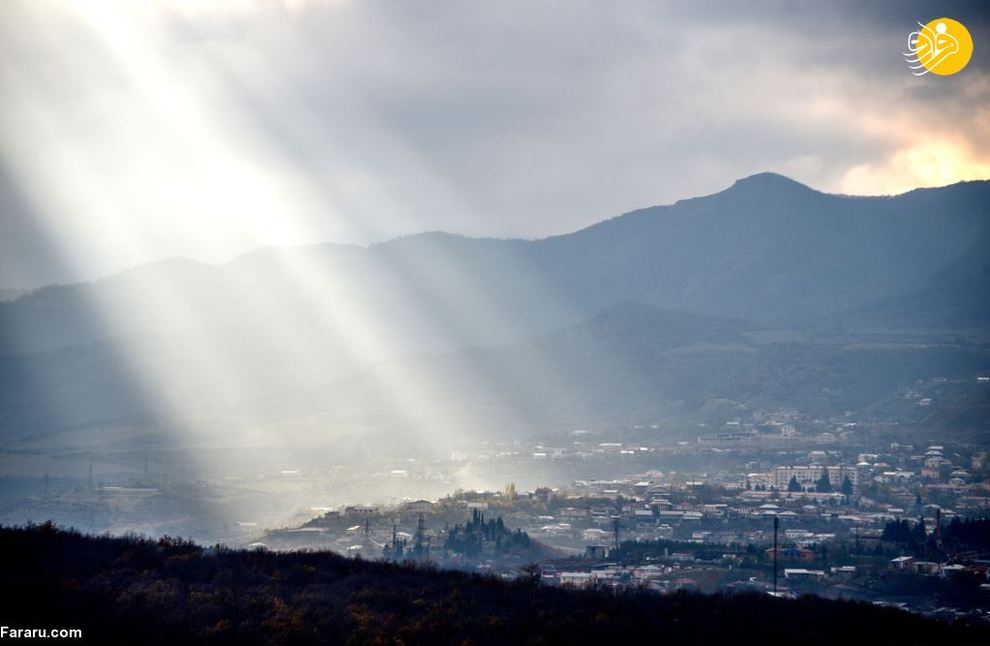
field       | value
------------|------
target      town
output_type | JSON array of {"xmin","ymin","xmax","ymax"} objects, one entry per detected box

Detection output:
[
  {"xmin": 5, "ymin": 394, "xmax": 989, "ymax": 625},
  {"xmin": 246, "ymin": 411, "xmax": 990, "ymax": 624}
]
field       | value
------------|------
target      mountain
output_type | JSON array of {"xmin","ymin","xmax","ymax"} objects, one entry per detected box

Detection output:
[
  {"xmin": 1, "ymin": 174, "xmax": 988, "ymax": 443},
  {"xmin": 335, "ymin": 301, "xmax": 990, "ymax": 438},
  {"xmin": 0, "ymin": 288, "xmax": 27, "ymax": 303},
  {"xmin": 835, "ymin": 228, "xmax": 990, "ymax": 330},
  {"xmin": 545, "ymin": 174, "xmax": 989, "ymax": 325},
  {"xmin": 4, "ymin": 174, "xmax": 989, "ymax": 356}
]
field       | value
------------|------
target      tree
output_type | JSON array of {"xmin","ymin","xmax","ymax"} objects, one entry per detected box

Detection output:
[
  {"xmin": 787, "ymin": 476, "xmax": 802, "ymax": 493},
  {"xmin": 521, "ymin": 563, "xmax": 542, "ymax": 585},
  {"xmin": 841, "ymin": 477, "xmax": 853, "ymax": 497},
  {"xmin": 504, "ymin": 482, "xmax": 517, "ymax": 501},
  {"xmin": 815, "ymin": 472, "xmax": 833, "ymax": 493},
  {"xmin": 882, "ymin": 518, "xmax": 925, "ymax": 550},
  {"xmin": 913, "ymin": 517, "xmax": 927, "ymax": 544}
]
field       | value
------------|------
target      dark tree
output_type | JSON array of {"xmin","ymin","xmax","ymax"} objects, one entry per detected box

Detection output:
[
  {"xmin": 841, "ymin": 477, "xmax": 853, "ymax": 497},
  {"xmin": 815, "ymin": 472, "xmax": 833, "ymax": 493}
]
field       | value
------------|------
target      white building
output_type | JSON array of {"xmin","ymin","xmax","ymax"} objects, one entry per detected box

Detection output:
[{"xmin": 773, "ymin": 466, "xmax": 858, "ymax": 490}]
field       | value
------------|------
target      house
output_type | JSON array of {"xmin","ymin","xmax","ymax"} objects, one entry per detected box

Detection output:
[
  {"xmin": 344, "ymin": 506, "xmax": 377, "ymax": 516},
  {"xmin": 632, "ymin": 565, "xmax": 667, "ymax": 581},
  {"xmin": 765, "ymin": 547, "xmax": 816, "ymax": 563},
  {"xmin": 559, "ymin": 572, "xmax": 595, "ymax": 587},
  {"xmin": 582, "ymin": 528, "xmax": 609, "ymax": 542},
  {"xmin": 406, "ymin": 500, "xmax": 434, "ymax": 513},
  {"xmin": 913, "ymin": 561, "xmax": 939, "ymax": 575},
  {"xmin": 940, "ymin": 564, "xmax": 967, "ymax": 577},
  {"xmin": 633, "ymin": 509, "xmax": 655, "ymax": 524},
  {"xmin": 784, "ymin": 569, "xmax": 827, "ymax": 580}
]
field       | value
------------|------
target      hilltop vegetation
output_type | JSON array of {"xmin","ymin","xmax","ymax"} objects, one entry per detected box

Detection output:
[
  {"xmin": 1, "ymin": 523, "xmax": 987, "ymax": 645},
  {"xmin": 442, "ymin": 508, "xmax": 532, "ymax": 558}
]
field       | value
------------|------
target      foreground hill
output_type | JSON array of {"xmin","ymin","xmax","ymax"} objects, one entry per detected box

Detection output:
[{"xmin": 1, "ymin": 524, "xmax": 986, "ymax": 645}]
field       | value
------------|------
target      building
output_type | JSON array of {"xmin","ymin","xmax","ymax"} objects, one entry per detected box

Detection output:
[
  {"xmin": 559, "ymin": 572, "xmax": 595, "ymax": 587},
  {"xmin": 746, "ymin": 473, "xmax": 774, "ymax": 489},
  {"xmin": 773, "ymin": 466, "xmax": 858, "ymax": 490},
  {"xmin": 406, "ymin": 500, "xmax": 435, "ymax": 513},
  {"xmin": 765, "ymin": 547, "xmax": 816, "ymax": 563},
  {"xmin": 344, "ymin": 506, "xmax": 377, "ymax": 516},
  {"xmin": 784, "ymin": 569, "xmax": 827, "ymax": 580}
]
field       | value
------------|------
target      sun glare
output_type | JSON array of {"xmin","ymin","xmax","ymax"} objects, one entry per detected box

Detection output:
[{"xmin": 839, "ymin": 137, "xmax": 990, "ymax": 195}]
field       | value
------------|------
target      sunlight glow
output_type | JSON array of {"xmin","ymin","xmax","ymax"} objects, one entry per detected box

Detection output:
[
  {"xmin": 0, "ymin": 0, "xmax": 585, "ymax": 518},
  {"xmin": 839, "ymin": 137, "xmax": 990, "ymax": 195}
]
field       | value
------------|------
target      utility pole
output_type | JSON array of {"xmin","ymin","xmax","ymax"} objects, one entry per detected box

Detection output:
[
  {"xmin": 773, "ymin": 515, "xmax": 779, "ymax": 596},
  {"xmin": 613, "ymin": 517, "xmax": 620, "ymax": 553}
]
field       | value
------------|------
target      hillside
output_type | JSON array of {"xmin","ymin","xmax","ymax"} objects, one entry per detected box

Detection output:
[
  {"xmin": 3, "ymin": 175, "xmax": 988, "ymax": 356},
  {"xmin": 836, "ymin": 229, "xmax": 990, "ymax": 329},
  {"xmin": 1, "ymin": 175, "xmax": 988, "ymax": 443},
  {"xmin": 339, "ymin": 301, "xmax": 990, "ymax": 436},
  {"xmin": 1, "ymin": 524, "xmax": 986, "ymax": 645}
]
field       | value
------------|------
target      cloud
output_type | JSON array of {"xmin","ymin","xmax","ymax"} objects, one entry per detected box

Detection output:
[
  {"xmin": 840, "ymin": 137, "xmax": 990, "ymax": 194},
  {"xmin": 1, "ymin": 0, "xmax": 988, "ymax": 287}
]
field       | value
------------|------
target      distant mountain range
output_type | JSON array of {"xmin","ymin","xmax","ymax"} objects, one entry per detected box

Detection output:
[
  {"xmin": 1, "ymin": 174, "xmax": 988, "ymax": 443},
  {"xmin": 333, "ymin": 301, "xmax": 989, "ymax": 437},
  {"xmin": 5, "ymin": 173, "xmax": 990, "ymax": 355}
]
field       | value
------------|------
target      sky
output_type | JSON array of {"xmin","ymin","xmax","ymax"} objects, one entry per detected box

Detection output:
[{"xmin": 1, "ymin": 0, "xmax": 989, "ymax": 289}]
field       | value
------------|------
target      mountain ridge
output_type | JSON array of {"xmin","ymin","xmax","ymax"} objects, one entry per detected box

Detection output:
[
  {"xmin": 6, "ymin": 174, "xmax": 988, "ymax": 296},
  {"xmin": 1, "ymin": 173, "xmax": 988, "ymax": 442}
]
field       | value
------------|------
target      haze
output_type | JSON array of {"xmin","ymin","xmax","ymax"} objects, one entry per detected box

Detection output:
[{"xmin": 0, "ymin": 1, "xmax": 988, "ymax": 548}]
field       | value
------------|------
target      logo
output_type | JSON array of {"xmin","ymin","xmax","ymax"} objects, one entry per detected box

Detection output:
[{"xmin": 904, "ymin": 18, "xmax": 973, "ymax": 76}]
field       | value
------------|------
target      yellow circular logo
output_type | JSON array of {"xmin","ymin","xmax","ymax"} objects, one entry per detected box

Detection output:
[{"xmin": 904, "ymin": 17, "xmax": 974, "ymax": 76}]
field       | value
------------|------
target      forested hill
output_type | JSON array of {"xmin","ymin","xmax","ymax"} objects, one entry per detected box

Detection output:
[{"xmin": 1, "ymin": 524, "xmax": 987, "ymax": 645}]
